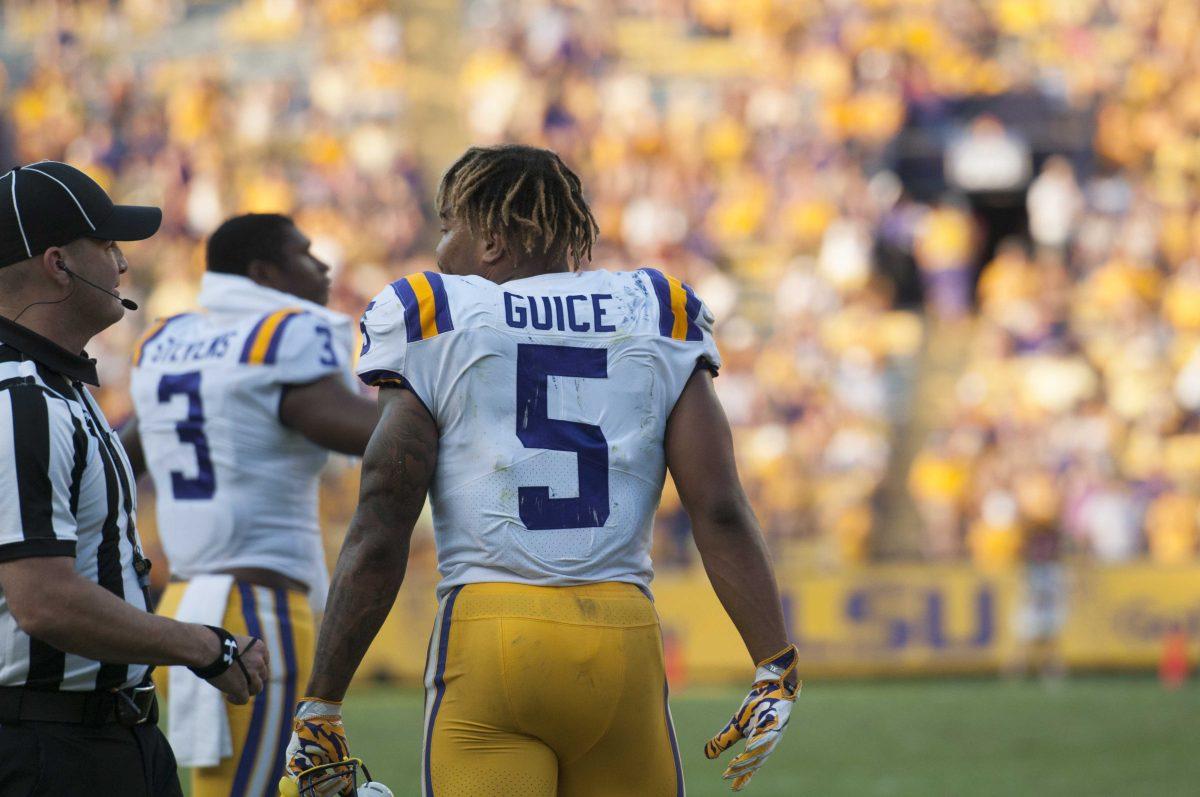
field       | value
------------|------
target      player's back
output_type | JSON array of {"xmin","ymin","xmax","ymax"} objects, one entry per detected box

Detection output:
[
  {"xmin": 130, "ymin": 305, "xmax": 347, "ymax": 588},
  {"xmin": 358, "ymin": 268, "xmax": 719, "ymax": 596}
]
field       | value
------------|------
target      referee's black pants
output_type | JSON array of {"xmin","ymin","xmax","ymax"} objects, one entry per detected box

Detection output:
[{"xmin": 0, "ymin": 719, "xmax": 182, "ymax": 796}]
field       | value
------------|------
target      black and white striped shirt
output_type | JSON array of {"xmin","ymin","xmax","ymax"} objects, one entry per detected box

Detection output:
[{"xmin": 0, "ymin": 317, "xmax": 150, "ymax": 691}]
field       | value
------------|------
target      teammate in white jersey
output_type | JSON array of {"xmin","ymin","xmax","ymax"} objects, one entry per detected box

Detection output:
[
  {"xmin": 122, "ymin": 214, "xmax": 378, "ymax": 797},
  {"xmin": 282, "ymin": 146, "xmax": 799, "ymax": 796}
]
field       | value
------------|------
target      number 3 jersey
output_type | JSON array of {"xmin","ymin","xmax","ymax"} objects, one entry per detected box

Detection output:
[
  {"xmin": 357, "ymin": 269, "xmax": 721, "ymax": 597},
  {"xmin": 129, "ymin": 274, "xmax": 355, "ymax": 604}
]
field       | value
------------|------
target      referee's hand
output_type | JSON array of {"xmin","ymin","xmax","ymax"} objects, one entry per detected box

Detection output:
[{"xmin": 209, "ymin": 634, "xmax": 270, "ymax": 704}]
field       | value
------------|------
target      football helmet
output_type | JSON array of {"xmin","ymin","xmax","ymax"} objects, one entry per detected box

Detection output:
[{"xmin": 278, "ymin": 758, "xmax": 392, "ymax": 797}]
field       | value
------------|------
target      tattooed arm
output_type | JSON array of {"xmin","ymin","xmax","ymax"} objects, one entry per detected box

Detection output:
[{"xmin": 304, "ymin": 386, "xmax": 438, "ymax": 700}]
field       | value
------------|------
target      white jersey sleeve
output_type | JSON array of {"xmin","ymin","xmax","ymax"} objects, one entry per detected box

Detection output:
[
  {"xmin": 635, "ymin": 267, "xmax": 722, "ymax": 411},
  {"xmin": 357, "ymin": 271, "xmax": 462, "ymax": 414},
  {"xmin": 356, "ymin": 288, "xmax": 411, "ymax": 388},
  {"xmin": 254, "ymin": 310, "xmax": 347, "ymax": 386}
]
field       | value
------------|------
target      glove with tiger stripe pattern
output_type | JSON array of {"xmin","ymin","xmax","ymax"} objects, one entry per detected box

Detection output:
[
  {"xmin": 279, "ymin": 698, "xmax": 354, "ymax": 797},
  {"xmin": 704, "ymin": 644, "xmax": 800, "ymax": 791}
]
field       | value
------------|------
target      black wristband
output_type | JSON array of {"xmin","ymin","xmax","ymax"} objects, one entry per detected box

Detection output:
[{"xmin": 188, "ymin": 625, "xmax": 239, "ymax": 680}]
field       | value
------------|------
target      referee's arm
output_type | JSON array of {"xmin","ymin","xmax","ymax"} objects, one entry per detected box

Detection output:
[
  {"xmin": 0, "ymin": 386, "xmax": 264, "ymax": 701},
  {"xmin": 1, "ymin": 558, "xmax": 224, "ymax": 668}
]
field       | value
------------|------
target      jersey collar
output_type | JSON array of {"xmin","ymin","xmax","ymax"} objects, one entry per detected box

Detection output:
[
  {"xmin": 0, "ymin": 315, "xmax": 100, "ymax": 385},
  {"xmin": 198, "ymin": 272, "xmax": 346, "ymax": 324}
]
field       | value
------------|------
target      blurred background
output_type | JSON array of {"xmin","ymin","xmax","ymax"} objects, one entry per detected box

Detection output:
[
  {"xmin": 3, "ymin": 0, "xmax": 1200, "ymax": 689},
  {"xmin": 8, "ymin": 2, "xmax": 1200, "ymax": 793}
]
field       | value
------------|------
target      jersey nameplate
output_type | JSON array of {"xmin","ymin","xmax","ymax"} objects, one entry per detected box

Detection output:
[
  {"xmin": 141, "ymin": 331, "xmax": 237, "ymax": 366},
  {"xmin": 503, "ymin": 292, "xmax": 617, "ymax": 333}
]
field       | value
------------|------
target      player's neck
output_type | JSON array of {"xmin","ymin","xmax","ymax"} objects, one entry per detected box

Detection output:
[{"xmin": 497, "ymin": 260, "xmax": 571, "ymax": 284}]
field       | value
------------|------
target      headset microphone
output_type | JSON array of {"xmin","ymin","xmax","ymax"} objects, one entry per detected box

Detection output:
[{"xmin": 58, "ymin": 263, "xmax": 139, "ymax": 310}]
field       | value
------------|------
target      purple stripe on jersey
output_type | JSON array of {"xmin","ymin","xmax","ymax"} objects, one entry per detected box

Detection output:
[
  {"xmin": 358, "ymin": 369, "xmax": 406, "ymax": 388},
  {"xmin": 681, "ymin": 282, "xmax": 703, "ymax": 342},
  {"xmin": 425, "ymin": 272, "xmax": 455, "ymax": 335},
  {"xmin": 639, "ymin": 268, "xmax": 677, "ymax": 339},
  {"xmin": 261, "ymin": 310, "xmax": 303, "ymax": 365},
  {"xmin": 391, "ymin": 278, "xmax": 424, "ymax": 343},
  {"xmin": 239, "ymin": 313, "xmax": 272, "ymax": 363}
]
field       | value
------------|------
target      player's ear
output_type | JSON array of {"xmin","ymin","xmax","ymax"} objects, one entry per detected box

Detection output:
[
  {"xmin": 246, "ymin": 258, "xmax": 286, "ymax": 291},
  {"xmin": 481, "ymin": 231, "xmax": 507, "ymax": 266}
]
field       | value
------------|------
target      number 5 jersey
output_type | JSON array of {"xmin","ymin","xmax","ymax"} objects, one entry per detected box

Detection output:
[
  {"xmin": 129, "ymin": 273, "xmax": 356, "ymax": 607},
  {"xmin": 357, "ymin": 269, "xmax": 721, "ymax": 598}
]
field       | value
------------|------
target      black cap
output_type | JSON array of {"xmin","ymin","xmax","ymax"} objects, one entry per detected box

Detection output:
[{"xmin": 0, "ymin": 161, "xmax": 162, "ymax": 269}]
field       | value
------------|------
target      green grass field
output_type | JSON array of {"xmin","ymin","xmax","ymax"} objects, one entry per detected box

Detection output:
[{"xmin": 183, "ymin": 678, "xmax": 1200, "ymax": 796}]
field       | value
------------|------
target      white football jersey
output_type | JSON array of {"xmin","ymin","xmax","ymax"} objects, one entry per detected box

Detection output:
[
  {"xmin": 357, "ymin": 268, "xmax": 720, "ymax": 597},
  {"xmin": 130, "ymin": 281, "xmax": 354, "ymax": 604}
]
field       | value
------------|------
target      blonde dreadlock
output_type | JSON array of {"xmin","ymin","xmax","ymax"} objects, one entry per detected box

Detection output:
[{"xmin": 437, "ymin": 145, "xmax": 599, "ymax": 269}]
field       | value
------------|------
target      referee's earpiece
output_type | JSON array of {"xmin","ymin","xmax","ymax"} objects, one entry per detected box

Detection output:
[
  {"xmin": 12, "ymin": 255, "xmax": 78, "ymax": 323},
  {"xmin": 53, "ymin": 256, "xmax": 140, "ymax": 311}
]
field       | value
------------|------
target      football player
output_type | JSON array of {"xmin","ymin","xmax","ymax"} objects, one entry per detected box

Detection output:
[
  {"xmin": 281, "ymin": 146, "xmax": 798, "ymax": 796},
  {"xmin": 122, "ymin": 214, "xmax": 379, "ymax": 797}
]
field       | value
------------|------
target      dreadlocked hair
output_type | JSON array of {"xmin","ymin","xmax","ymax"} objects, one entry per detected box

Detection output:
[{"xmin": 437, "ymin": 145, "xmax": 599, "ymax": 269}]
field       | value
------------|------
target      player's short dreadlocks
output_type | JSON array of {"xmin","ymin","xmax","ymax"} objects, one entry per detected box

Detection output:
[{"xmin": 436, "ymin": 145, "xmax": 599, "ymax": 269}]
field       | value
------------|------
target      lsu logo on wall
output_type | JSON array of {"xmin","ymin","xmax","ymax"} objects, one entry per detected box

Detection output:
[
  {"xmin": 352, "ymin": 563, "xmax": 1200, "ymax": 684},
  {"xmin": 653, "ymin": 564, "xmax": 1200, "ymax": 680},
  {"xmin": 786, "ymin": 568, "xmax": 1011, "ymax": 670},
  {"xmin": 654, "ymin": 566, "xmax": 1017, "ymax": 679}
]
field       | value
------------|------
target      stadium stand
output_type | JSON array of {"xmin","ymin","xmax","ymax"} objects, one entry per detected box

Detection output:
[{"xmin": 3, "ymin": 0, "xmax": 1199, "ymax": 580}]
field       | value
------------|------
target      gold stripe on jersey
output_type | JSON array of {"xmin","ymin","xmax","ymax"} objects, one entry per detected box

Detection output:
[
  {"xmin": 409, "ymin": 272, "xmax": 440, "ymax": 341},
  {"xmin": 665, "ymin": 273, "xmax": 690, "ymax": 341},
  {"xmin": 132, "ymin": 317, "xmax": 171, "ymax": 366},
  {"xmin": 245, "ymin": 309, "xmax": 302, "ymax": 365}
]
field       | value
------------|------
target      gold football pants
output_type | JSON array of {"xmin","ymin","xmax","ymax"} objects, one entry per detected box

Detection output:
[
  {"xmin": 155, "ymin": 580, "xmax": 314, "ymax": 797},
  {"xmin": 422, "ymin": 581, "xmax": 684, "ymax": 796}
]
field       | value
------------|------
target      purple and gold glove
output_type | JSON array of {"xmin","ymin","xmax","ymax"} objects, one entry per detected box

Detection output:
[
  {"xmin": 279, "ymin": 698, "xmax": 354, "ymax": 797},
  {"xmin": 704, "ymin": 644, "xmax": 800, "ymax": 791}
]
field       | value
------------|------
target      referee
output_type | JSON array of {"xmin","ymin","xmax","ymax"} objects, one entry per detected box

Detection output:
[{"xmin": 0, "ymin": 162, "xmax": 269, "ymax": 796}]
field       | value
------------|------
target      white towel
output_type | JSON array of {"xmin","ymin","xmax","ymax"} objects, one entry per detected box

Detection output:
[{"xmin": 167, "ymin": 574, "xmax": 235, "ymax": 767}]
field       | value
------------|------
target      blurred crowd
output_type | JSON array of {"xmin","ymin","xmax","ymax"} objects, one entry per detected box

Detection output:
[
  {"xmin": 2, "ymin": 0, "xmax": 1199, "ymax": 571},
  {"xmin": 0, "ymin": 0, "xmax": 431, "ymax": 574},
  {"xmin": 460, "ymin": 0, "xmax": 1200, "ymax": 569},
  {"xmin": 894, "ymin": 0, "xmax": 1200, "ymax": 570}
]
